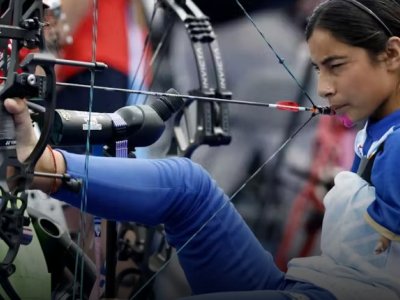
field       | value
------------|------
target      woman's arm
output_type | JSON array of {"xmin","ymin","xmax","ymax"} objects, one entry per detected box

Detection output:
[
  {"xmin": 8, "ymin": 97, "xmax": 284, "ymax": 294},
  {"xmin": 367, "ymin": 130, "xmax": 400, "ymax": 241}
]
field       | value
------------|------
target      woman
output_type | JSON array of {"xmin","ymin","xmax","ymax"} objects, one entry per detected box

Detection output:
[{"xmin": 8, "ymin": 0, "xmax": 400, "ymax": 299}]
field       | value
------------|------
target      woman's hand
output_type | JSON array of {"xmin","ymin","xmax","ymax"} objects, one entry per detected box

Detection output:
[
  {"xmin": 4, "ymin": 97, "xmax": 66, "ymax": 193},
  {"xmin": 4, "ymin": 98, "xmax": 38, "ymax": 162}
]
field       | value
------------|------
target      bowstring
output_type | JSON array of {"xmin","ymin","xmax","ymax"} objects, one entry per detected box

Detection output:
[
  {"xmin": 72, "ymin": 0, "xmax": 99, "ymax": 298},
  {"xmin": 234, "ymin": 0, "xmax": 317, "ymax": 107},
  {"xmin": 140, "ymin": 17, "xmax": 175, "ymax": 104},
  {"xmin": 128, "ymin": 1, "xmax": 159, "ymax": 105},
  {"xmin": 127, "ymin": 2, "xmax": 177, "ymax": 106}
]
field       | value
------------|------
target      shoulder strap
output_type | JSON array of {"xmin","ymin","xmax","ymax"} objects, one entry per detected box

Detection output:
[{"xmin": 357, "ymin": 143, "xmax": 384, "ymax": 185}]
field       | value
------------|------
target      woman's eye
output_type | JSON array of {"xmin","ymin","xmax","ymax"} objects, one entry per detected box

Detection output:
[{"xmin": 330, "ymin": 63, "xmax": 344, "ymax": 70}]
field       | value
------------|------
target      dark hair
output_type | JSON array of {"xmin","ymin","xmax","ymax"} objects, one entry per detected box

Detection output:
[{"xmin": 305, "ymin": 0, "xmax": 400, "ymax": 55}]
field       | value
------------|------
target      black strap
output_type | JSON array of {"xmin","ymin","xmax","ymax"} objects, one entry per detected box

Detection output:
[{"xmin": 357, "ymin": 143, "xmax": 384, "ymax": 185}]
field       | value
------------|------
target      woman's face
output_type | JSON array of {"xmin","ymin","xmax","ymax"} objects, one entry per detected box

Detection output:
[{"xmin": 308, "ymin": 28, "xmax": 399, "ymax": 122}]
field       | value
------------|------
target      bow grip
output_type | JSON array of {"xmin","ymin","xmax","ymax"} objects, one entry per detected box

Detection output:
[{"xmin": 0, "ymin": 102, "xmax": 16, "ymax": 151}]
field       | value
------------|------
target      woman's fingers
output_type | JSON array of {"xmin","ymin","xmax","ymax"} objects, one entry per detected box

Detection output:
[{"xmin": 3, "ymin": 98, "xmax": 37, "ymax": 162}]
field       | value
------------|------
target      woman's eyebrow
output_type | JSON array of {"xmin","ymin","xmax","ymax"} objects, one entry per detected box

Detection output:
[{"xmin": 318, "ymin": 55, "xmax": 347, "ymax": 66}]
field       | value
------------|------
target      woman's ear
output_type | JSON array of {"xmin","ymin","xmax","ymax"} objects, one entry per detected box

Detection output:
[{"xmin": 385, "ymin": 36, "xmax": 400, "ymax": 71}]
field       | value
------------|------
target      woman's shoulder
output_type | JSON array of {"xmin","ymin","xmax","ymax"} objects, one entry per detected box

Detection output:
[
  {"xmin": 383, "ymin": 125, "xmax": 400, "ymax": 150},
  {"xmin": 374, "ymin": 126, "xmax": 400, "ymax": 172}
]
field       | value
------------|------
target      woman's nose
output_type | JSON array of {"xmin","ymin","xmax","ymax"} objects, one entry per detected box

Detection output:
[{"xmin": 317, "ymin": 76, "xmax": 335, "ymax": 99}]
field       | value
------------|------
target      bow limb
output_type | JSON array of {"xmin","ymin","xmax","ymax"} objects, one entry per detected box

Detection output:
[
  {"xmin": 165, "ymin": 0, "xmax": 233, "ymax": 157},
  {"xmin": 130, "ymin": 0, "xmax": 233, "ymax": 158}
]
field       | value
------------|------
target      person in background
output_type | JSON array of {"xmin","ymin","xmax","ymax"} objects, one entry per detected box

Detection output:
[{"xmin": 53, "ymin": 0, "xmax": 150, "ymax": 113}]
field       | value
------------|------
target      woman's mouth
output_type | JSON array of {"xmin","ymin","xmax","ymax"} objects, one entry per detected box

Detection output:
[{"xmin": 331, "ymin": 104, "xmax": 348, "ymax": 114}]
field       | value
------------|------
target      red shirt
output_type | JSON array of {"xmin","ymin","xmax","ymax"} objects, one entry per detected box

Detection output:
[{"xmin": 57, "ymin": 0, "xmax": 129, "ymax": 81}]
